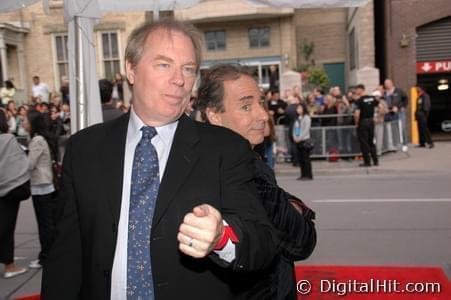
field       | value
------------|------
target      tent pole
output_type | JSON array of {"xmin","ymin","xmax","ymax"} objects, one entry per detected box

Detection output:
[
  {"xmin": 74, "ymin": 16, "xmax": 88, "ymax": 131},
  {"xmin": 153, "ymin": 0, "xmax": 159, "ymax": 21}
]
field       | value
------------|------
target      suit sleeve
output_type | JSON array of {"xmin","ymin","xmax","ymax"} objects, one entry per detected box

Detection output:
[
  {"xmin": 253, "ymin": 159, "xmax": 317, "ymax": 261},
  {"xmin": 210, "ymin": 136, "xmax": 278, "ymax": 272},
  {"xmin": 279, "ymin": 192, "xmax": 317, "ymax": 260},
  {"xmin": 259, "ymin": 186, "xmax": 317, "ymax": 261},
  {"xmin": 41, "ymin": 138, "xmax": 82, "ymax": 299}
]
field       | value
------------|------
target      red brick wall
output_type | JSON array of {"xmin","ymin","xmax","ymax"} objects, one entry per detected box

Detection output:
[
  {"xmin": 385, "ymin": 0, "xmax": 451, "ymax": 92},
  {"xmin": 384, "ymin": 0, "xmax": 451, "ymax": 140}
]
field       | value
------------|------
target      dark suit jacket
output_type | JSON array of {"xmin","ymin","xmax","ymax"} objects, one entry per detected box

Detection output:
[
  {"xmin": 41, "ymin": 113, "xmax": 278, "ymax": 300},
  {"xmin": 232, "ymin": 154, "xmax": 316, "ymax": 300}
]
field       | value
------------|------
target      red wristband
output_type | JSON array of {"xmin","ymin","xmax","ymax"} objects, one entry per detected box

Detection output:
[{"xmin": 214, "ymin": 225, "xmax": 239, "ymax": 250}]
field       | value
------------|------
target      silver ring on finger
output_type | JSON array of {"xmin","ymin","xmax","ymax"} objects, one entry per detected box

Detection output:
[{"xmin": 188, "ymin": 237, "xmax": 194, "ymax": 248}]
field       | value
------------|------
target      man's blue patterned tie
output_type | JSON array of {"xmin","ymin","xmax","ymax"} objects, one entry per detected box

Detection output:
[{"xmin": 127, "ymin": 126, "xmax": 159, "ymax": 299}]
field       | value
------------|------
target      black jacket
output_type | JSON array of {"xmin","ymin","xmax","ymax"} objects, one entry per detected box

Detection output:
[
  {"xmin": 41, "ymin": 113, "xmax": 278, "ymax": 300},
  {"xmin": 415, "ymin": 93, "xmax": 431, "ymax": 119},
  {"xmin": 238, "ymin": 154, "xmax": 317, "ymax": 300}
]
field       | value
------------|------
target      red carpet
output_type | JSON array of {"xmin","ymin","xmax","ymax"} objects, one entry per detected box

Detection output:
[
  {"xmin": 14, "ymin": 295, "xmax": 40, "ymax": 300},
  {"xmin": 13, "ymin": 266, "xmax": 451, "ymax": 300},
  {"xmin": 296, "ymin": 266, "xmax": 451, "ymax": 299}
]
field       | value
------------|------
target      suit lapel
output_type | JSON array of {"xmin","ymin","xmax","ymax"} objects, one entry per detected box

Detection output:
[
  {"xmin": 153, "ymin": 114, "xmax": 200, "ymax": 228},
  {"xmin": 103, "ymin": 113, "xmax": 129, "ymax": 226}
]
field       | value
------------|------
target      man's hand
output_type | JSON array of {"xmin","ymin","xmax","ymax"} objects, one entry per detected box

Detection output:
[{"xmin": 178, "ymin": 204, "xmax": 224, "ymax": 258}]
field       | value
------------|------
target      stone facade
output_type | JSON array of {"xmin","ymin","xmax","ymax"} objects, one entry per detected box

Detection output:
[
  {"xmin": 195, "ymin": 17, "xmax": 296, "ymax": 68},
  {"xmin": 0, "ymin": 1, "xmax": 145, "ymax": 103},
  {"xmin": 294, "ymin": 8, "xmax": 347, "ymax": 67},
  {"xmin": 0, "ymin": 0, "xmax": 378, "ymax": 103},
  {"xmin": 346, "ymin": 0, "xmax": 378, "ymax": 91}
]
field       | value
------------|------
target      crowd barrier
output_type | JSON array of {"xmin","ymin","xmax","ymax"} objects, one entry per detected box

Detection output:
[{"xmin": 275, "ymin": 115, "xmax": 405, "ymax": 160}]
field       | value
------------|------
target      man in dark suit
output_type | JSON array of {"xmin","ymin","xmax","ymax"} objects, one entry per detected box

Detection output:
[
  {"xmin": 42, "ymin": 20, "xmax": 277, "ymax": 300},
  {"xmin": 197, "ymin": 64, "xmax": 317, "ymax": 299}
]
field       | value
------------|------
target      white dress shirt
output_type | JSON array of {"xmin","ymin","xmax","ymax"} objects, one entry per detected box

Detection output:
[
  {"xmin": 31, "ymin": 82, "xmax": 50, "ymax": 102},
  {"xmin": 111, "ymin": 109, "xmax": 235, "ymax": 300}
]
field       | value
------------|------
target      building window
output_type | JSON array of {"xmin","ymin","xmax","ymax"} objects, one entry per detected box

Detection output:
[
  {"xmin": 101, "ymin": 32, "xmax": 120, "ymax": 80},
  {"xmin": 205, "ymin": 31, "xmax": 226, "ymax": 51},
  {"xmin": 349, "ymin": 28, "xmax": 358, "ymax": 70},
  {"xmin": 54, "ymin": 34, "xmax": 69, "ymax": 84},
  {"xmin": 249, "ymin": 27, "xmax": 270, "ymax": 48}
]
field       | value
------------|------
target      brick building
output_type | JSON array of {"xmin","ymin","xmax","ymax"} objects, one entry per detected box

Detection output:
[
  {"xmin": 375, "ymin": 0, "xmax": 451, "ymax": 133},
  {"xmin": 0, "ymin": 0, "xmax": 376, "ymax": 104},
  {"xmin": 0, "ymin": 1, "xmax": 146, "ymax": 103}
]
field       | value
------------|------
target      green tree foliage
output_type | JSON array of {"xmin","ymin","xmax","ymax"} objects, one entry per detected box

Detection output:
[
  {"xmin": 297, "ymin": 39, "xmax": 330, "ymax": 89},
  {"xmin": 307, "ymin": 66, "xmax": 330, "ymax": 89}
]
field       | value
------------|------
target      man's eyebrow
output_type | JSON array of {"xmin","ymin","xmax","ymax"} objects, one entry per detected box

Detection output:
[
  {"xmin": 154, "ymin": 54, "xmax": 196, "ymax": 66},
  {"xmin": 154, "ymin": 55, "xmax": 174, "ymax": 62},
  {"xmin": 238, "ymin": 95, "xmax": 254, "ymax": 102}
]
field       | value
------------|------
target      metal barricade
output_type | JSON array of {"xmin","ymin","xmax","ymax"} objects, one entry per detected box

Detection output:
[
  {"xmin": 274, "ymin": 116, "xmax": 290, "ymax": 162},
  {"xmin": 275, "ymin": 114, "xmax": 404, "ymax": 160}
]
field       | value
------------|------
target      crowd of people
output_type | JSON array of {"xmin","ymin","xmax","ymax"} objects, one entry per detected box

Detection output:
[
  {"xmin": 252, "ymin": 77, "xmax": 435, "ymax": 177},
  {"xmin": 0, "ymin": 18, "xmax": 436, "ymax": 300},
  {"xmin": 0, "ymin": 104, "xmax": 59, "ymax": 278},
  {"xmin": 0, "ymin": 75, "xmax": 131, "ymax": 281},
  {"xmin": 0, "ymin": 20, "xmax": 318, "ymax": 300}
]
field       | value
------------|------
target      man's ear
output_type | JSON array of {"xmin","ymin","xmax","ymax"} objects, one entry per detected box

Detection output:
[
  {"xmin": 206, "ymin": 108, "xmax": 222, "ymax": 126},
  {"xmin": 125, "ymin": 61, "xmax": 135, "ymax": 85}
]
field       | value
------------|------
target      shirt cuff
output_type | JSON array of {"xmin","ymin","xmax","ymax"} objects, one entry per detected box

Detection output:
[{"xmin": 213, "ymin": 220, "xmax": 239, "ymax": 263}]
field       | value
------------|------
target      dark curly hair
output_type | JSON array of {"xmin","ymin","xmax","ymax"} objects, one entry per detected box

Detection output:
[{"xmin": 27, "ymin": 109, "xmax": 58, "ymax": 161}]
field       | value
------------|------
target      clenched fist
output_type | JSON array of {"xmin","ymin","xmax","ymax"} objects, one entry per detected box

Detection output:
[{"xmin": 177, "ymin": 204, "xmax": 224, "ymax": 258}]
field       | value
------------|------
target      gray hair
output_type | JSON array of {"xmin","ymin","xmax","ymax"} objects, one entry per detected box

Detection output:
[{"xmin": 125, "ymin": 19, "xmax": 203, "ymax": 72}]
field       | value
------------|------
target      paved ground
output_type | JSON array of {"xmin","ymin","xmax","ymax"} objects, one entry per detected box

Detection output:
[
  {"xmin": 277, "ymin": 143, "xmax": 451, "ymax": 279},
  {"xmin": 1, "ymin": 142, "xmax": 450, "ymax": 299}
]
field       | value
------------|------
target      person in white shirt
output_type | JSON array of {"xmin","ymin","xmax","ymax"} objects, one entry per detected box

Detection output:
[
  {"xmin": 1, "ymin": 80, "xmax": 16, "ymax": 106},
  {"xmin": 31, "ymin": 76, "xmax": 50, "ymax": 103}
]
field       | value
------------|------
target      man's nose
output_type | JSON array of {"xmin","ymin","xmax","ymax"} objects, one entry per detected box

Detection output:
[
  {"xmin": 256, "ymin": 103, "xmax": 269, "ymax": 121},
  {"xmin": 170, "ymin": 67, "xmax": 185, "ymax": 87}
]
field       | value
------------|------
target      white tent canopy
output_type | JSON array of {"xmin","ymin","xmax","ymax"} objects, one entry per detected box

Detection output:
[
  {"xmin": 246, "ymin": 0, "xmax": 368, "ymax": 8},
  {"xmin": 88, "ymin": 0, "xmax": 369, "ymax": 11},
  {"xmin": 0, "ymin": 0, "xmax": 40, "ymax": 13}
]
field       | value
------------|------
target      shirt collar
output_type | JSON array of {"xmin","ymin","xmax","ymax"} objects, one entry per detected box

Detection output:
[{"xmin": 128, "ymin": 106, "xmax": 178, "ymax": 146}]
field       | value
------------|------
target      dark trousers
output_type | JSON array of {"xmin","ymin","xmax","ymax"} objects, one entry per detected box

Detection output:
[
  {"xmin": 296, "ymin": 143, "xmax": 313, "ymax": 179},
  {"xmin": 32, "ymin": 193, "xmax": 56, "ymax": 264},
  {"xmin": 357, "ymin": 119, "xmax": 378, "ymax": 165},
  {"xmin": 0, "ymin": 181, "xmax": 30, "ymax": 264},
  {"xmin": 416, "ymin": 113, "xmax": 433, "ymax": 146},
  {"xmin": 0, "ymin": 198, "xmax": 20, "ymax": 264},
  {"xmin": 288, "ymin": 137, "xmax": 298, "ymax": 165}
]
